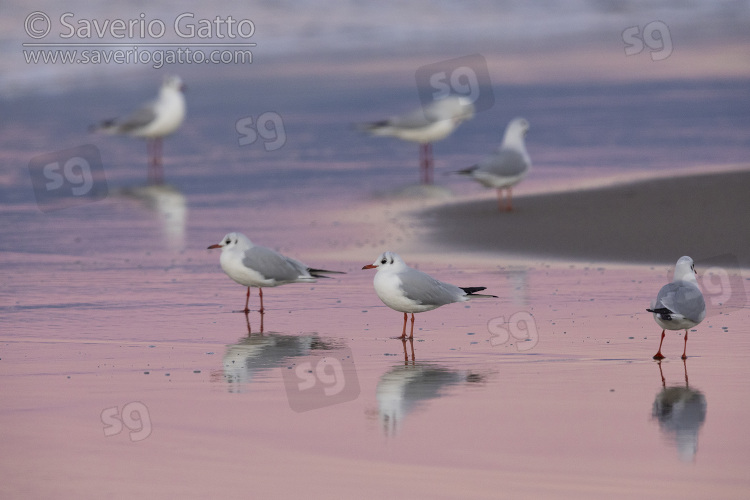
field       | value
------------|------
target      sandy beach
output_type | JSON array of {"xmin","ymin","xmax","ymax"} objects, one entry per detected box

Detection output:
[
  {"xmin": 419, "ymin": 168, "xmax": 750, "ymax": 266},
  {"xmin": 3, "ymin": 3, "xmax": 750, "ymax": 495}
]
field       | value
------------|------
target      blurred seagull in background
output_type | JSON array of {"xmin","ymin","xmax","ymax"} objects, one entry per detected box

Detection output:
[
  {"xmin": 457, "ymin": 117, "xmax": 531, "ymax": 211},
  {"xmin": 359, "ymin": 95, "xmax": 475, "ymax": 184},
  {"xmin": 647, "ymin": 256, "xmax": 706, "ymax": 360},
  {"xmin": 363, "ymin": 251, "xmax": 495, "ymax": 338},
  {"xmin": 208, "ymin": 232, "xmax": 344, "ymax": 313},
  {"xmin": 91, "ymin": 75, "xmax": 186, "ymax": 184}
]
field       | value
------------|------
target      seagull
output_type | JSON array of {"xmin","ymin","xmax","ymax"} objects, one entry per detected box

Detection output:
[
  {"xmin": 647, "ymin": 256, "xmax": 706, "ymax": 360},
  {"xmin": 359, "ymin": 96, "xmax": 475, "ymax": 184},
  {"xmin": 362, "ymin": 251, "xmax": 495, "ymax": 338},
  {"xmin": 91, "ymin": 75, "xmax": 186, "ymax": 184},
  {"xmin": 208, "ymin": 232, "xmax": 344, "ymax": 313},
  {"xmin": 457, "ymin": 117, "xmax": 531, "ymax": 211}
]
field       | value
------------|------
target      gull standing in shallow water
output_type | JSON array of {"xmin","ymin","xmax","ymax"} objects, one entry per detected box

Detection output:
[
  {"xmin": 208, "ymin": 232, "xmax": 344, "ymax": 313},
  {"xmin": 363, "ymin": 251, "xmax": 495, "ymax": 338},
  {"xmin": 91, "ymin": 75, "xmax": 186, "ymax": 184},
  {"xmin": 359, "ymin": 96, "xmax": 475, "ymax": 184},
  {"xmin": 647, "ymin": 256, "xmax": 706, "ymax": 360},
  {"xmin": 457, "ymin": 117, "xmax": 531, "ymax": 211}
]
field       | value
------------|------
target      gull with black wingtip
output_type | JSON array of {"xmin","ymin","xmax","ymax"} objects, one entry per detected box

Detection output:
[
  {"xmin": 363, "ymin": 251, "xmax": 496, "ymax": 338},
  {"xmin": 647, "ymin": 256, "xmax": 706, "ymax": 360},
  {"xmin": 91, "ymin": 75, "xmax": 186, "ymax": 184},
  {"xmin": 208, "ymin": 232, "xmax": 344, "ymax": 313}
]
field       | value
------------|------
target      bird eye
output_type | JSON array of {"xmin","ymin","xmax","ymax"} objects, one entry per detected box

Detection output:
[
  {"xmin": 225, "ymin": 239, "xmax": 231, "ymax": 244},
  {"xmin": 381, "ymin": 258, "xmax": 387, "ymax": 264}
]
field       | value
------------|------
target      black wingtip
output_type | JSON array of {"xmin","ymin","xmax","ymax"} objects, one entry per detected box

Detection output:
[
  {"xmin": 90, "ymin": 118, "xmax": 116, "ymax": 133},
  {"xmin": 355, "ymin": 120, "xmax": 388, "ymax": 132},
  {"xmin": 460, "ymin": 286, "xmax": 497, "ymax": 297},
  {"xmin": 452, "ymin": 165, "xmax": 479, "ymax": 176},
  {"xmin": 308, "ymin": 268, "xmax": 346, "ymax": 278},
  {"xmin": 647, "ymin": 307, "xmax": 671, "ymax": 314},
  {"xmin": 647, "ymin": 307, "xmax": 673, "ymax": 320}
]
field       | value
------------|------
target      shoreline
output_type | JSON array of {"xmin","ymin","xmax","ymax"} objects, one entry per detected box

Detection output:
[{"xmin": 416, "ymin": 167, "xmax": 750, "ymax": 267}]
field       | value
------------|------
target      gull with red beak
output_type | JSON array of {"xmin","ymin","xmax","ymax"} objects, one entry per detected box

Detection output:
[
  {"xmin": 363, "ymin": 251, "xmax": 495, "ymax": 338},
  {"xmin": 208, "ymin": 232, "xmax": 343, "ymax": 313}
]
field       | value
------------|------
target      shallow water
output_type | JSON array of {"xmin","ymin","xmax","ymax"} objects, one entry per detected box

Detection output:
[{"xmin": 2, "ymin": 73, "xmax": 750, "ymax": 498}]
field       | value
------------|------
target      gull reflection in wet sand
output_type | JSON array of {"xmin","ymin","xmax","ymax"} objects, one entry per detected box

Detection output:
[
  {"xmin": 375, "ymin": 339, "xmax": 486, "ymax": 436},
  {"xmin": 651, "ymin": 360, "xmax": 707, "ymax": 462},
  {"xmin": 115, "ymin": 185, "xmax": 187, "ymax": 251},
  {"xmin": 220, "ymin": 325, "xmax": 344, "ymax": 392}
]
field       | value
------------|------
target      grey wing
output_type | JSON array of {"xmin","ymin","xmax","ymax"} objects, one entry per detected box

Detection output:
[
  {"xmin": 478, "ymin": 149, "xmax": 529, "ymax": 177},
  {"xmin": 655, "ymin": 282, "xmax": 706, "ymax": 322},
  {"xmin": 242, "ymin": 246, "xmax": 307, "ymax": 282},
  {"xmin": 399, "ymin": 268, "xmax": 463, "ymax": 307},
  {"xmin": 390, "ymin": 107, "xmax": 434, "ymax": 129},
  {"xmin": 114, "ymin": 102, "xmax": 157, "ymax": 133}
]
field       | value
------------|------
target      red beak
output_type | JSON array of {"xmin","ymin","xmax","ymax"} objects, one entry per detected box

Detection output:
[
  {"xmin": 362, "ymin": 264, "xmax": 377, "ymax": 270},
  {"xmin": 207, "ymin": 244, "xmax": 223, "ymax": 249}
]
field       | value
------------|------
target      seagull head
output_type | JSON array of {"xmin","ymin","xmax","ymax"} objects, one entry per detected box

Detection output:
[
  {"xmin": 162, "ymin": 75, "xmax": 186, "ymax": 93},
  {"xmin": 501, "ymin": 117, "xmax": 530, "ymax": 150},
  {"xmin": 673, "ymin": 256, "xmax": 698, "ymax": 283},
  {"xmin": 207, "ymin": 232, "xmax": 252, "ymax": 252},
  {"xmin": 362, "ymin": 251, "xmax": 406, "ymax": 271}
]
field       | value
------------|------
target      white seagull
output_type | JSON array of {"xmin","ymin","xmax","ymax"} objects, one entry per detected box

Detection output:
[
  {"xmin": 362, "ymin": 251, "xmax": 495, "ymax": 338},
  {"xmin": 359, "ymin": 96, "xmax": 475, "ymax": 184},
  {"xmin": 208, "ymin": 232, "xmax": 343, "ymax": 313},
  {"xmin": 647, "ymin": 256, "xmax": 706, "ymax": 360},
  {"xmin": 92, "ymin": 75, "xmax": 186, "ymax": 184},
  {"xmin": 457, "ymin": 117, "xmax": 531, "ymax": 211}
]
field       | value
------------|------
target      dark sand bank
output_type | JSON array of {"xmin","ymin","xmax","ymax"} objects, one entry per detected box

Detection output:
[{"xmin": 420, "ymin": 169, "xmax": 750, "ymax": 266}]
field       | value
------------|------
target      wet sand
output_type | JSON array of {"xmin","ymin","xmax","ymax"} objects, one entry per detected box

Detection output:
[
  {"xmin": 3, "ymin": 73, "xmax": 750, "ymax": 498},
  {"xmin": 419, "ymin": 168, "xmax": 750, "ymax": 266}
]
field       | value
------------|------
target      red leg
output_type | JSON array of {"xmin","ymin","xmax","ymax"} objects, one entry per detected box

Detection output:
[
  {"xmin": 243, "ymin": 287, "xmax": 251, "ymax": 313},
  {"xmin": 409, "ymin": 313, "xmax": 415, "ymax": 339},
  {"xmin": 258, "ymin": 288, "xmax": 264, "ymax": 314},
  {"xmin": 400, "ymin": 312, "xmax": 407, "ymax": 339},
  {"xmin": 681, "ymin": 330, "xmax": 688, "ymax": 360},
  {"xmin": 507, "ymin": 188, "xmax": 513, "ymax": 211},
  {"xmin": 496, "ymin": 188, "xmax": 504, "ymax": 211},
  {"xmin": 653, "ymin": 329, "xmax": 666, "ymax": 360}
]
